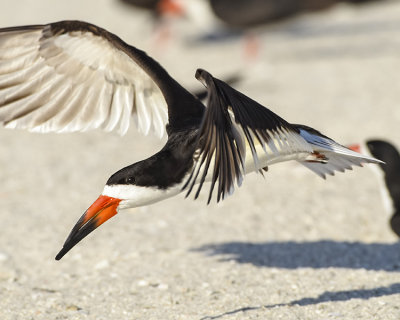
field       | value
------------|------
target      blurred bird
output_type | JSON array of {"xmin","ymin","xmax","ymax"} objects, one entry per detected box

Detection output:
[
  {"xmin": 119, "ymin": 0, "xmax": 185, "ymax": 49},
  {"xmin": 350, "ymin": 140, "xmax": 400, "ymax": 237},
  {"xmin": 0, "ymin": 20, "xmax": 381, "ymax": 259},
  {"xmin": 172, "ymin": 0, "xmax": 385, "ymax": 58},
  {"xmin": 119, "ymin": 0, "xmax": 183, "ymax": 16},
  {"xmin": 207, "ymin": 0, "xmax": 383, "ymax": 28},
  {"xmin": 119, "ymin": 0, "xmax": 160, "ymax": 10}
]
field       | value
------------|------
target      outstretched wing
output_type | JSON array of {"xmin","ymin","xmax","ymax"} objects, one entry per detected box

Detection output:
[
  {"xmin": 184, "ymin": 68, "xmax": 313, "ymax": 203},
  {"xmin": 0, "ymin": 20, "xmax": 198, "ymax": 137}
]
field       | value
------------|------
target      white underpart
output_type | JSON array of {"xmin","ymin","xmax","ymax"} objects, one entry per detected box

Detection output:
[
  {"xmin": 231, "ymin": 127, "xmax": 313, "ymax": 195},
  {"xmin": 359, "ymin": 143, "xmax": 393, "ymax": 215},
  {"xmin": 0, "ymin": 27, "xmax": 168, "ymax": 137},
  {"xmin": 182, "ymin": 0, "xmax": 219, "ymax": 32},
  {"xmin": 246, "ymin": 128, "xmax": 313, "ymax": 170},
  {"xmin": 103, "ymin": 184, "xmax": 184, "ymax": 209}
]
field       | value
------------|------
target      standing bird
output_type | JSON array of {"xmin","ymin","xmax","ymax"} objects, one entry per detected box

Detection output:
[
  {"xmin": 350, "ymin": 140, "xmax": 400, "ymax": 237},
  {"xmin": 118, "ymin": 0, "xmax": 185, "ymax": 49},
  {"xmin": 207, "ymin": 0, "xmax": 383, "ymax": 28},
  {"xmin": 0, "ymin": 21, "xmax": 380, "ymax": 260},
  {"xmin": 167, "ymin": 0, "xmax": 384, "ymax": 58}
]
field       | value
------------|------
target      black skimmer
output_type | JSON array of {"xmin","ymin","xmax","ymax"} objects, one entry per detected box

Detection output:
[
  {"xmin": 118, "ymin": 0, "xmax": 184, "ymax": 18},
  {"xmin": 118, "ymin": 0, "xmax": 185, "ymax": 50},
  {"xmin": 0, "ymin": 20, "xmax": 381, "ymax": 260},
  {"xmin": 178, "ymin": 0, "xmax": 383, "ymax": 30},
  {"xmin": 350, "ymin": 140, "xmax": 400, "ymax": 237},
  {"xmin": 171, "ymin": 0, "xmax": 383, "ymax": 59},
  {"xmin": 119, "ymin": 0, "xmax": 160, "ymax": 10},
  {"xmin": 207, "ymin": 0, "xmax": 382, "ymax": 27}
]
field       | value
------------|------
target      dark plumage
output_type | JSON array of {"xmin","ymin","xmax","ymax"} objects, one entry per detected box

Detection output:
[
  {"xmin": 209, "ymin": 0, "xmax": 385, "ymax": 27},
  {"xmin": 366, "ymin": 140, "xmax": 400, "ymax": 237}
]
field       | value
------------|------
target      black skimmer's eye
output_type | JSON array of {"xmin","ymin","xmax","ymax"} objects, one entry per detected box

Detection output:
[
  {"xmin": 366, "ymin": 142, "xmax": 375, "ymax": 152},
  {"xmin": 126, "ymin": 177, "xmax": 136, "ymax": 184}
]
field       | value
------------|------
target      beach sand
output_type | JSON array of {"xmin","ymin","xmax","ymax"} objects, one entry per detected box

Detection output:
[{"xmin": 1, "ymin": 0, "xmax": 400, "ymax": 319}]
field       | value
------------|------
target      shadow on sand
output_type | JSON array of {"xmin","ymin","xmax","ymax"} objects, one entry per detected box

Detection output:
[
  {"xmin": 200, "ymin": 282, "xmax": 400, "ymax": 319},
  {"xmin": 195, "ymin": 240, "xmax": 400, "ymax": 319},
  {"xmin": 194, "ymin": 240, "xmax": 400, "ymax": 271}
]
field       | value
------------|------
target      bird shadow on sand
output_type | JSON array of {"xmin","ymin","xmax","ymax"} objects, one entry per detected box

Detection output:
[
  {"xmin": 193, "ymin": 240, "xmax": 400, "ymax": 271},
  {"xmin": 199, "ymin": 282, "xmax": 400, "ymax": 320},
  {"xmin": 195, "ymin": 240, "xmax": 400, "ymax": 319}
]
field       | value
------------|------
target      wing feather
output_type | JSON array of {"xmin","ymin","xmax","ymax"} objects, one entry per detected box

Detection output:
[
  {"xmin": 295, "ymin": 125, "xmax": 382, "ymax": 178},
  {"xmin": 145, "ymin": 90, "xmax": 166, "ymax": 139},
  {"xmin": 135, "ymin": 86, "xmax": 152, "ymax": 136},
  {"xmin": 0, "ymin": 21, "xmax": 171, "ymax": 137},
  {"xmin": 54, "ymin": 86, "xmax": 89, "ymax": 132},
  {"xmin": 117, "ymin": 85, "xmax": 134, "ymax": 135},
  {"xmin": 103, "ymin": 85, "xmax": 124, "ymax": 132},
  {"xmin": 21, "ymin": 80, "xmax": 73, "ymax": 131},
  {"xmin": 0, "ymin": 50, "xmax": 39, "ymax": 74},
  {"xmin": 184, "ymin": 69, "xmax": 312, "ymax": 203}
]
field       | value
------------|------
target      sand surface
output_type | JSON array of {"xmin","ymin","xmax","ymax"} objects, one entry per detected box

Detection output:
[{"xmin": 1, "ymin": 0, "xmax": 400, "ymax": 319}]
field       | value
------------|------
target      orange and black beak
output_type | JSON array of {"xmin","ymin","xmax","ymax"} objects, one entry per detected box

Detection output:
[
  {"xmin": 348, "ymin": 143, "xmax": 361, "ymax": 153},
  {"xmin": 55, "ymin": 195, "xmax": 121, "ymax": 260},
  {"xmin": 157, "ymin": 0, "xmax": 184, "ymax": 17}
]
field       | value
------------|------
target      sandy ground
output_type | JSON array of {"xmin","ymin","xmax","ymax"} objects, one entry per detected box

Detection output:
[{"xmin": 1, "ymin": 0, "xmax": 400, "ymax": 319}]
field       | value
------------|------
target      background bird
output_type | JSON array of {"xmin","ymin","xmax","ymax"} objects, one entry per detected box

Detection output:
[{"xmin": 350, "ymin": 140, "xmax": 400, "ymax": 237}]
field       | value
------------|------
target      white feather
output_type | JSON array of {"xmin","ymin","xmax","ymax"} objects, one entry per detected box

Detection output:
[
  {"xmin": 103, "ymin": 85, "xmax": 124, "ymax": 132},
  {"xmin": 135, "ymin": 87, "xmax": 152, "ymax": 135},
  {"xmin": 0, "ymin": 25, "xmax": 169, "ymax": 137},
  {"xmin": 298, "ymin": 128, "xmax": 382, "ymax": 178}
]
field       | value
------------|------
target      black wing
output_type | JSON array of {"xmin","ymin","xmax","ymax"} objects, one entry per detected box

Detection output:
[
  {"xmin": 0, "ymin": 20, "xmax": 202, "ymax": 137},
  {"xmin": 183, "ymin": 69, "xmax": 312, "ymax": 203}
]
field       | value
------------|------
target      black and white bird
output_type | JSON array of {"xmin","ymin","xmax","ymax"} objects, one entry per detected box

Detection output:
[
  {"xmin": 176, "ymin": 0, "xmax": 383, "ymax": 31},
  {"xmin": 350, "ymin": 140, "xmax": 400, "ymax": 237},
  {"xmin": 206, "ymin": 0, "xmax": 381, "ymax": 27},
  {"xmin": 0, "ymin": 20, "xmax": 381, "ymax": 260}
]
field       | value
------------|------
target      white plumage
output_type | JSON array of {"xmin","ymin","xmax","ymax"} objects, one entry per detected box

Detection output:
[{"xmin": 0, "ymin": 25, "xmax": 168, "ymax": 136}]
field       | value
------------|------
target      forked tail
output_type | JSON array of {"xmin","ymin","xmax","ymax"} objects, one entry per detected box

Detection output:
[{"xmin": 293, "ymin": 124, "xmax": 383, "ymax": 179}]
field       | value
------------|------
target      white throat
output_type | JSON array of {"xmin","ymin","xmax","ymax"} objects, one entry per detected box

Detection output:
[{"xmin": 102, "ymin": 184, "xmax": 184, "ymax": 209}]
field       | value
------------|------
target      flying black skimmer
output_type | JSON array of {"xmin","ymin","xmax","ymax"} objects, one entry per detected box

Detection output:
[
  {"xmin": 350, "ymin": 140, "xmax": 400, "ymax": 237},
  {"xmin": 0, "ymin": 20, "xmax": 381, "ymax": 260}
]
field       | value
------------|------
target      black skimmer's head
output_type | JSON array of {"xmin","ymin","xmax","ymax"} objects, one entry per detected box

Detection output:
[
  {"xmin": 0, "ymin": 20, "xmax": 382, "ymax": 260},
  {"xmin": 54, "ymin": 174, "xmax": 175, "ymax": 261},
  {"xmin": 350, "ymin": 140, "xmax": 400, "ymax": 237},
  {"xmin": 119, "ymin": 0, "xmax": 184, "ymax": 15},
  {"xmin": 366, "ymin": 140, "xmax": 399, "ymax": 168},
  {"xmin": 366, "ymin": 140, "xmax": 400, "ymax": 237},
  {"xmin": 55, "ymin": 145, "xmax": 196, "ymax": 260}
]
